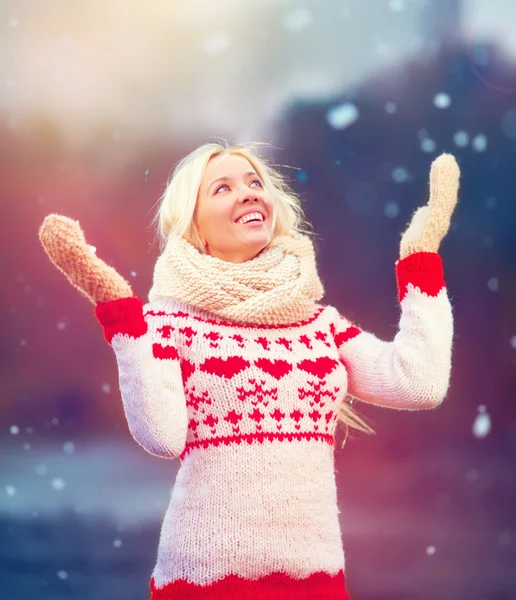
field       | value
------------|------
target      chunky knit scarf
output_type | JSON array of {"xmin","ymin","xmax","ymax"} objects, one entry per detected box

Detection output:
[{"xmin": 148, "ymin": 231, "xmax": 324, "ymax": 325}]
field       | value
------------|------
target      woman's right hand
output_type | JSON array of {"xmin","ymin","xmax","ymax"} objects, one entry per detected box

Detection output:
[{"xmin": 38, "ymin": 214, "xmax": 133, "ymax": 305}]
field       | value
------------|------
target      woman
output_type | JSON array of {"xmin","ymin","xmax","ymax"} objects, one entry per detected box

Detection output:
[{"xmin": 39, "ymin": 140, "xmax": 459, "ymax": 599}]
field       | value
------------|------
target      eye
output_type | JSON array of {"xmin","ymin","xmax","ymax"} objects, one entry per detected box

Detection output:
[
  {"xmin": 250, "ymin": 179, "xmax": 263, "ymax": 188},
  {"xmin": 214, "ymin": 183, "xmax": 229, "ymax": 194}
]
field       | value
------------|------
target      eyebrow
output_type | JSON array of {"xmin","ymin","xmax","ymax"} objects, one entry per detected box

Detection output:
[{"xmin": 208, "ymin": 171, "xmax": 261, "ymax": 193}]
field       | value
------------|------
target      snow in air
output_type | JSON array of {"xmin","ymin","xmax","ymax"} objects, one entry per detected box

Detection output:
[
  {"xmin": 10, "ymin": 425, "xmax": 20, "ymax": 435},
  {"xmin": 326, "ymin": 103, "xmax": 359, "ymax": 130},
  {"xmin": 392, "ymin": 166, "xmax": 409, "ymax": 183},
  {"xmin": 389, "ymin": 0, "xmax": 405, "ymax": 12},
  {"xmin": 283, "ymin": 8, "xmax": 313, "ymax": 32},
  {"xmin": 426, "ymin": 545, "xmax": 436, "ymax": 555},
  {"xmin": 487, "ymin": 277, "xmax": 498, "ymax": 292},
  {"xmin": 501, "ymin": 108, "xmax": 516, "ymax": 140},
  {"xmin": 421, "ymin": 138, "xmax": 436, "ymax": 153},
  {"xmin": 384, "ymin": 201, "xmax": 400, "ymax": 218},
  {"xmin": 433, "ymin": 93, "xmax": 451, "ymax": 109},
  {"xmin": 472, "ymin": 405, "xmax": 491, "ymax": 438},
  {"xmin": 385, "ymin": 102, "xmax": 397, "ymax": 114},
  {"xmin": 472, "ymin": 134, "xmax": 487, "ymax": 152},
  {"xmin": 51, "ymin": 478, "xmax": 66, "ymax": 491},
  {"xmin": 63, "ymin": 441, "xmax": 75, "ymax": 454},
  {"xmin": 453, "ymin": 131, "xmax": 469, "ymax": 147},
  {"xmin": 202, "ymin": 31, "xmax": 230, "ymax": 55}
]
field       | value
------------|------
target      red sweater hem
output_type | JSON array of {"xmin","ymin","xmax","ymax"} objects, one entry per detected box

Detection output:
[{"xmin": 149, "ymin": 569, "xmax": 350, "ymax": 600}]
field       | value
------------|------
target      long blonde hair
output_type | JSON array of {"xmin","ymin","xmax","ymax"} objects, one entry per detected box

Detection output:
[{"xmin": 149, "ymin": 139, "xmax": 375, "ymax": 447}]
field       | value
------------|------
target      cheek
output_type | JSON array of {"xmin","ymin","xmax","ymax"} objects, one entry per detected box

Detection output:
[{"xmin": 198, "ymin": 200, "xmax": 233, "ymax": 230}]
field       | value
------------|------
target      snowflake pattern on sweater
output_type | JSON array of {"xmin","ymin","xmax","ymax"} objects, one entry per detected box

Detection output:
[{"xmin": 94, "ymin": 252, "xmax": 454, "ymax": 600}]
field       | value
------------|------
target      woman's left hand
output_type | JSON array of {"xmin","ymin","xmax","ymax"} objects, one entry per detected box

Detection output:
[{"xmin": 399, "ymin": 153, "xmax": 461, "ymax": 260}]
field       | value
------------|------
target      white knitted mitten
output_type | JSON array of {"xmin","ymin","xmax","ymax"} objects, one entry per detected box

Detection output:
[{"xmin": 400, "ymin": 153, "xmax": 460, "ymax": 260}]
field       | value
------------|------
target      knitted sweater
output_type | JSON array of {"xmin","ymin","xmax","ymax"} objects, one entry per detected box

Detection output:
[{"xmin": 94, "ymin": 251, "xmax": 453, "ymax": 600}]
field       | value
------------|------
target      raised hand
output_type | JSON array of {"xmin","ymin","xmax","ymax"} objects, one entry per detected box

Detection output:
[
  {"xmin": 399, "ymin": 153, "xmax": 460, "ymax": 260},
  {"xmin": 39, "ymin": 214, "xmax": 133, "ymax": 305}
]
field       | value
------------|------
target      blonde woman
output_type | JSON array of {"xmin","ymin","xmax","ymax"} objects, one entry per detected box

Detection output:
[{"xmin": 39, "ymin": 140, "xmax": 459, "ymax": 599}]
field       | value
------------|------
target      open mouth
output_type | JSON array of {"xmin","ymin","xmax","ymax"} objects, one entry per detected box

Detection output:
[{"xmin": 235, "ymin": 211, "xmax": 265, "ymax": 225}]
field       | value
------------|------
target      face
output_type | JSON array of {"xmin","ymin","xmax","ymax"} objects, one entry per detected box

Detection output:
[{"xmin": 194, "ymin": 154, "xmax": 275, "ymax": 263}]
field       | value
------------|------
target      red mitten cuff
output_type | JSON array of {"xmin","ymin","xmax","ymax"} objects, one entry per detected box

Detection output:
[
  {"xmin": 395, "ymin": 252, "xmax": 445, "ymax": 302},
  {"xmin": 94, "ymin": 296, "xmax": 148, "ymax": 344}
]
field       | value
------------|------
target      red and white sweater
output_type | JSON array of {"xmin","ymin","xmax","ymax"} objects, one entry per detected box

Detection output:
[{"xmin": 94, "ymin": 252, "xmax": 453, "ymax": 600}]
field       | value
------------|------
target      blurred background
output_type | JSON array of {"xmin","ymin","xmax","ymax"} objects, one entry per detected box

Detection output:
[{"xmin": 1, "ymin": 0, "xmax": 516, "ymax": 598}]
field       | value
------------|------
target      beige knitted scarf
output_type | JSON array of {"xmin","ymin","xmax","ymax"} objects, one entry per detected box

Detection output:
[{"xmin": 148, "ymin": 231, "xmax": 325, "ymax": 325}]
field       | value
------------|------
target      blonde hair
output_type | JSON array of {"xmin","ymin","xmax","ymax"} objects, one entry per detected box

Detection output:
[{"xmin": 149, "ymin": 139, "xmax": 375, "ymax": 447}]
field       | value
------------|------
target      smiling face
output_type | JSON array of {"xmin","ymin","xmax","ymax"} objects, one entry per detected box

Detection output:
[{"xmin": 194, "ymin": 153, "xmax": 275, "ymax": 263}]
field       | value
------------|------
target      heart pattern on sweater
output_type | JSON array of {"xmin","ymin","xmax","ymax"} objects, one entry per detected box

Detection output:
[
  {"xmin": 254, "ymin": 358, "xmax": 293, "ymax": 380},
  {"xmin": 297, "ymin": 357, "xmax": 339, "ymax": 379},
  {"xmin": 200, "ymin": 356, "xmax": 250, "ymax": 379}
]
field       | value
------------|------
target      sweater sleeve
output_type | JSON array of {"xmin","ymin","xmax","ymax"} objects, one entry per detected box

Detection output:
[
  {"xmin": 94, "ymin": 296, "xmax": 188, "ymax": 458},
  {"xmin": 331, "ymin": 252, "xmax": 454, "ymax": 410}
]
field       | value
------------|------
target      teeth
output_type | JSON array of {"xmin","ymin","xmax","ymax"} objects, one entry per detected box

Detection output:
[{"xmin": 237, "ymin": 212, "xmax": 264, "ymax": 224}]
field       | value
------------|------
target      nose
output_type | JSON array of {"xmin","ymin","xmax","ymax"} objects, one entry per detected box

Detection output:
[{"xmin": 238, "ymin": 185, "xmax": 261, "ymax": 204}]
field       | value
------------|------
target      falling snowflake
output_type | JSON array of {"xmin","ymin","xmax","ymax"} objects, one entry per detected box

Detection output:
[
  {"xmin": 472, "ymin": 134, "xmax": 487, "ymax": 152},
  {"xmin": 392, "ymin": 167, "xmax": 409, "ymax": 183},
  {"xmin": 102, "ymin": 383, "xmax": 111, "ymax": 394},
  {"xmin": 57, "ymin": 321, "xmax": 67, "ymax": 330},
  {"xmin": 113, "ymin": 538, "xmax": 123, "ymax": 548},
  {"xmin": 63, "ymin": 441, "xmax": 75, "ymax": 454},
  {"xmin": 52, "ymin": 417, "xmax": 60, "ymax": 426},
  {"xmin": 296, "ymin": 170, "xmax": 309, "ymax": 184},
  {"xmin": 130, "ymin": 271, "xmax": 137, "ymax": 277},
  {"xmin": 384, "ymin": 201, "xmax": 400, "ymax": 218},
  {"xmin": 57, "ymin": 570, "xmax": 68, "ymax": 580},
  {"xmin": 385, "ymin": 102, "xmax": 397, "ymax": 114},
  {"xmin": 497, "ymin": 531, "xmax": 511, "ymax": 546},
  {"xmin": 6, "ymin": 485, "xmax": 16, "ymax": 497},
  {"xmin": 10, "ymin": 425, "xmax": 20, "ymax": 435},
  {"xmin": 501, "ymin": 108, "xmax": 516, "ymax": 140},
  {"xmin": 283, "ymin": 8, "xmax": 313, "ymax": 32},
  {"xmin": 326, "ymin": 103, "xmax": 359, "ymax": 130},
  {"xmin": 9, "ymin": 18, "xmax": 18, "ymax": 27},
  {"xmin": 487, "ymin": 277, "xmax": 499, "ymax": 292},
  {"xmin": 510, "ymin": 336, "xmax": 516, "ymax": 349},
  {"xmin": 202, "ymin": 31, "xmax": 230, "ymax": 55},
  {"xmin": 453, "ymin": 131, "xmax": 469, "ymax": 147},
  {"xmin": 36, "ymin": 464, "xmax": 47, "ymax": 476},
  {"xmin": 464, "ymin": 468, "xmax": 479, "ymax": 482},
  {"xmin": 421, "ymin": 138, "xmax": 436, "ymax": 153},
  {"xmin": 426, "ymin": 545, "xmax": 436, "ymax": 555},
  {"xmin": 472, "ymin": 406, "xmax": 491, "ymax": 438},
  {"xmin": 433, "ymin": 93, "xmax": 451, "ymax": 109},
  {"xmin": 51, "ymin": 478, "xmax": 66, "ymax": 491},
  {"xmin": 485, "ymin": 196, "xmax": 497, "ymax": 209},
  {"xmin": 389, "ymin": 0, "xmax": 405, "ymax": 12}
]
